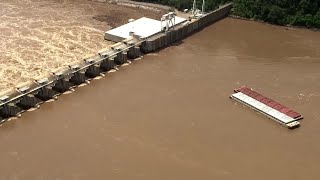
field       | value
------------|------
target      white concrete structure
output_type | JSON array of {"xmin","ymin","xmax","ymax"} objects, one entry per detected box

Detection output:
[{"xmin": 105, "ymin": 17, "xmax": 187, "ymax": 42}]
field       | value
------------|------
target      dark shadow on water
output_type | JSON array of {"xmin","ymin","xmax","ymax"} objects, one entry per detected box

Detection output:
[{"xmin": 151, "ymin": 22, "xmax": 216, "ymax": 52}]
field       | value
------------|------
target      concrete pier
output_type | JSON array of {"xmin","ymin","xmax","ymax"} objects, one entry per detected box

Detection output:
[
  {"xmin": 35, "ymin": 86, "xmax": 57, "ymax": 101},
  {"xmin": 0, "ymin": 103, "xmax": 22, "ymax": 118},
  {"xmin": 84, "ymin": 55, "xmax": 104, "ymax": 78},
  {"xmin": 52, "ymin": 68, "xmax": 74, "ymax": 93},
  {"xmin": 0, "ymin": 93, "xmax": 19, "ymax": 118},
  {"xmin": 52, "ymin": 79, "xmax": 72, "ymax": 93},
  {"xmin": 15, "ymin": 85, "xmax": 42, "ymax": 109},
  {"xmin": 111, "ymin": 43, "xmax": 130, "ymax": 65},
  {"xmin": 127, "ymin": 46, "xmax": 141, "ymax": 59},
  {"xmin": 68, "ymin": 63, "xmax": 88, "ymax": 85},
  {"xmin": 0, "ymin": 3, "xmax": 233, "ymax": 123},
  {"xmin": 100, "ymin": 58, "xmax": 115, "ymax": 71},
  {"xmin": 34, "ymin": 77, "xmax": 59, "ymax": 101},
  {"xmin": 124, "ymin": 38, "xmax": 142, "ymax": 59},
  {"xmin": 114, "ymin": 52, "xmax": 128, "ymax": 65},
  {"xmin": 16, "ymin": 94, "xmax": 40, "ymax": 109},
  {"xmin": 98, "ymin": 49, "xmax": 117, "ymax": 71}
]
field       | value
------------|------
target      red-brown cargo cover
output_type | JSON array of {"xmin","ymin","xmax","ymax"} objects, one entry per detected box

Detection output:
[{"xmin": 234, "ymin": 86, "xmax": 303, "ymax": 120}]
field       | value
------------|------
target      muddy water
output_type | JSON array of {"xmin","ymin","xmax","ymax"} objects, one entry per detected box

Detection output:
[
  {"xmin": 1, "ymin": 18, "xmax": 320, "ymax": 179},
  {"xmin": 0, "ymin": 0, "xmax": 161, "ymax": 90}
]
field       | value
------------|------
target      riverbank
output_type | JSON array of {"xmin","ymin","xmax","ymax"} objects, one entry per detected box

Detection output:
[
  {"xmin": 106, "ymin": 0, "xmax": 170, "ymax": 11},
  {"xmin": 99, "ymin": 0, "xmax": 190, "ymax": 19},
  {"xmin": 230, "ymin": 15, "xmax": 320, "ymax": 32}
]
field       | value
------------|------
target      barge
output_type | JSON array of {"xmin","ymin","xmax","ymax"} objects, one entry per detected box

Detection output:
[{"xmin": 230, "ymin": 86, "xmax": 303, "ymax": 129}]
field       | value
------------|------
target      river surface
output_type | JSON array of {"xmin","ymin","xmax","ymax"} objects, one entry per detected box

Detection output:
[{"xmin": 1, "ymin": 16, "xmax": 320, "ymax": 179}]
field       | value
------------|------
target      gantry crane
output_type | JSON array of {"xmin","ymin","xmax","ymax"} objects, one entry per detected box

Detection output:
[{"xmin": 192, "ymin": 0, "xmax": 206, "ymax": 16}]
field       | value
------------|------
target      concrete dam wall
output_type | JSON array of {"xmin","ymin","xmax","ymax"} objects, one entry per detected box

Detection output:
[
  {"xmin": 0, "ymin": 3, "xmax": 233, "ymax": 124},
  {"xmin": 142, "ymin": 3, "xmax": 233, "ymax": 53}
]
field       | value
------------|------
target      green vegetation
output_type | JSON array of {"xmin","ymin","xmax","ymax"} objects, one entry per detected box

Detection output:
[
  {"xmin": 233, "ymin": 0, "xmax": 320, "ymax": 28},
  {"xmin": 135, "ymin": 0, "xmax": 320, "ymax": 28}
]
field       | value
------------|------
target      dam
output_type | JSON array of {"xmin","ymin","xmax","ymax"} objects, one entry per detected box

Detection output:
[{"xmin": 0, "ymin": 3, "xmax": 233, "ymax": 123}]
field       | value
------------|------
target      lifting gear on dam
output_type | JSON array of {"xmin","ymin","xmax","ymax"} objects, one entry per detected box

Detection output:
[{"xmin": 161, "ymin": 12, "xmax": 176, "ymax": 32}]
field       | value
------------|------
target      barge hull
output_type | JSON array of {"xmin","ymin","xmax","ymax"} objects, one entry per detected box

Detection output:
[{"xmin": 230, "ymin": 89, "xmax": 302, "ymax": 129}]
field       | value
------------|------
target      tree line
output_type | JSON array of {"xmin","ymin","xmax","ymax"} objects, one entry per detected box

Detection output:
[{"xmin": 134, "ymin": 0, "xmax": 320, "ymax": 28}]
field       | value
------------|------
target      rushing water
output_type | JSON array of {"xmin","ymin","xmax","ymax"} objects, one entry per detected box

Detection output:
[
  {"xmin": 1, "ymin": 13, "xmax": 320, "ymax": 180},
  {"xmin": 0, "ymin": 0, "xmax": 160, "ymax": 91}
]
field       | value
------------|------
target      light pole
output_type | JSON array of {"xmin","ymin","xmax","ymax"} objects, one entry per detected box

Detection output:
[
  {"xmin": 192, "ymin": 0, "xmax": 206, "ymax": 16},
  {"xmin": 202, "ymin": 0, "xmax": 205, "ymax": 14},
  {"xmin": 192, "ymin": 0, "xmax": 197, "ymax": 15}
]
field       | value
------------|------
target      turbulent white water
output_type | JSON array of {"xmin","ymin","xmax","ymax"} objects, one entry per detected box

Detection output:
[{"xmin": 0, "ymin": 0, "xmax": 113, "ymax": 91}]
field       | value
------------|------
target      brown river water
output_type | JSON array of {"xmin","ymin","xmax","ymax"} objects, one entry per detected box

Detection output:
[{"xmin": 1, "ymin": 2, "xmax": 320, "ymax": 180}]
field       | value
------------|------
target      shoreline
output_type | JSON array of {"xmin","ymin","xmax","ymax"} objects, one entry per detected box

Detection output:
[
  {"xmin": 96, "ymin": 0, "xmax": 170, "ymax": 12},
  {"xmin": 103, "ymin": 0, "xmax": 190, "ymax": 18},
  {"xmin": 227, "ymin": 14, "xmax": 319, "ymax": 32}
]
